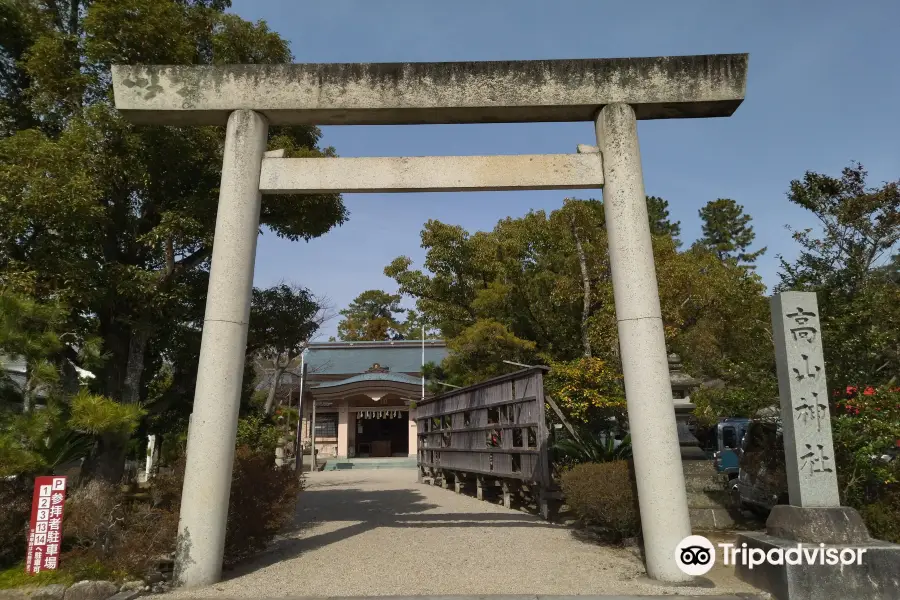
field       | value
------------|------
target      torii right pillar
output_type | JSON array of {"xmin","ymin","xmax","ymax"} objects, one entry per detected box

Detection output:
[{"xmin": 596, "ymin": 103, "xmax": 692, "ymax": 582}]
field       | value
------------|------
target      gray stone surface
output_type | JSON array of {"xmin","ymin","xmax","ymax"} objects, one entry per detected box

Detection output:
[
  {"xmin": 174, "ymin": 109, "xmax": 268, "ymax": 589},
  {"xmin": 111, "ymin": 54, "xmax": 748, "ymax": 126},
  {"xmin": 770, "ymin": 292, "xmax": 841, "ymax": 507},
  {"xmin": 105, "ymin": 592, "xmax": 142, "ymax": 600},
  {"xmin": 765, "ymin": 505, "xmax": 870, "ymax": 544},
  {"xmin": 595, "ymin": 102, "xmax": 692, "ymax": 582},
  {"xmin": 690, "ymin": 507, "xmax": 737, "ymax": 529},
  {"xmin": 735, "ymin": 532, "xmax": 900, "ymax": 600},
  {"xmin": 258, "ymin": 153, "xmax": 604, "ymax": 194},
  {"xmin": 116, "ymin": 583, "xmax": 143, "ymax": 593},
  {"xmin": 63, "ymin": 581, "xmax": 118, "ymax": 600},
  {"xmin": 30, "ymin": 585, "xmax": 67, "ymax": 600}
]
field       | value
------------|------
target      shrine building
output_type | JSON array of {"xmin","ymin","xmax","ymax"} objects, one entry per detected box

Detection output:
[{"xmin": 296, "ymin": 340, "xmax": 448, "ymax": 459}]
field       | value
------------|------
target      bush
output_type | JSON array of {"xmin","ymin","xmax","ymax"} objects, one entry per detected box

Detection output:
[
  {"xmin": 235, "ymin": 415, "xmax": 281, "ymax": 455},
  {"xmin": 861, "ymin": 487, "xmax": 900, "ymax": 544},
  {"xmin": 64, "ymin": 480, "xmax": 178, "ymax": 577},
  {"xmin": 0, "ymin": 477, "xmax": 32, "ymax": 568},
  {"xmin": 0, "ymin": 446, "xmax": 302, "ymax": 579},
  {"xmin": 561, "ymin": 460, "xmax": 640, "ymax": 541},
  {"xmin": 224, "ymin": 446, "xmax": 303, "ymax": 565}
]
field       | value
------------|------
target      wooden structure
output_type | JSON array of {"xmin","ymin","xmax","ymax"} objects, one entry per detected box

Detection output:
[{"xmin": 416, "ymin": 366, "xmax": 553, "ymax": 518}]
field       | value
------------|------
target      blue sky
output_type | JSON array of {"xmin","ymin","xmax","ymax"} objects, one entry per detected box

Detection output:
[{"xmin": 232, "ymin": 0, "xmax": 900, "ymax": 340}]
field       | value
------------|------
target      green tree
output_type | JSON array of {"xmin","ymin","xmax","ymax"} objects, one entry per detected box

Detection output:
[
  {"xmin": 0, "ymin": 292, "xmax": 141, "ymax": 478},
  {"xmin": 646, "ymin": 195, "xmax": 682, "ymax": 242},
  {"xmin": 248, "ymin": 283, "xmax": 324, "ymax": 415},
  {"xmin": 0, "ymin": 0, "xmax": 348, "ymax": 482},
  {"xmin": 336, "ymin": 289, "xmax": 408, "ymax": 341},
  {"xmin": 695, "ymin": 198, "xmax": 766, "ymax": 266},
  {"xmin": 777, "ymin": 163, "xmax": 900, "ymax": 390},
  {"xmin": 387, "ymin": 198, "xmax": 772, "ymax": 404}
]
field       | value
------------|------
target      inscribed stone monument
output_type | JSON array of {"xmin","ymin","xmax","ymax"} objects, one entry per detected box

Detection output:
[{"xmin": 770, "ymin": 291, "xmax": 840, "ymax": 507}]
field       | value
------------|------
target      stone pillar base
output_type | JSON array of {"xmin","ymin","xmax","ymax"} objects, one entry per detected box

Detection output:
[
  {"xmin": 734, "ymin": 532, "xmax": 900, "ymax": 600},
  {"xmin": 766, "ymin": 505, "xmax": 871, "ymax": 544}
]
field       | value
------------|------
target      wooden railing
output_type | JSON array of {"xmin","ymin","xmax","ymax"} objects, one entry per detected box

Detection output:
[{"xmin": 415, "ymin": 366, "xmax": 553, "ymax": 517}]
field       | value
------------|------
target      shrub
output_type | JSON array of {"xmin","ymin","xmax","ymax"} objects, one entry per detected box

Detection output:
[
  {"xmin": 146, "ymin": 445, "xmax": 303, "ymax": 567},
  {"xmin": 235, "ymin": 415, "xmax": 281, "ymax": 454},
  {"xmin": 64, "ymin": 480, "xmax": 178, "ymax": 576},
  {"xmin": 861, "ymin": 487, "xmax": 900, "ymax": 544},
  {"xmin": 552, "ymin": 429, "xmax": 632, "ymax": 470},
  {"xmin": 224, "ymin": 446, "xmax": 303, "ymax": 565},
  {"xmin": 0, "ymin": 446, "xmax": 302, "ymax": 578},
  {"xmin": 561, "ymin": 460, "xmax": 640, "ymax": 541},
  {"xmin": 0, "ymin": 477, "xmax": 32, "ymax": 568}
]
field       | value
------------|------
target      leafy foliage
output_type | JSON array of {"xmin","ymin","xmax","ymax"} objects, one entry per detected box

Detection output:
[
  {"xmin": 553, "ymin": 430, "xmax": 632, "ymax": 470},
  {"xmin": 691, "ymin": 386, "xmax": 775, "ymax": 426},
  {"xmin": 248, "ymin": 283, "xmax": 325, "ymax": 415},
  {"xmin": 695, "ymin": 198, "xmax": 766, "ymax": 266},
  {"xmin": 68, "ymin": 388, "xmax": 145, "ymax": 436},
  {"xmin": 387, "ymin": 197, "xmax": 775, "ymax": 419},
  {"xmin": 545, "ymin": 357, "xmax": 625, "ymax": 424},
  {"xmin": 337, "ymin": 289, "xmax": 408, "ymax": 341},
  {"xmin": 832, "ymin": 386, "xmax": 900, "ymax": 507},
  {"xmin": 235, "ymin": 414, "xmax": 281, "ymax": 454},
  {"xmin": 248, "ymin": 284, "xmax": 322, "ymax": 358},
  {"xmin": 0, "ymin": 0, "xmax": 348, "ymax": 479},
  {"xmin": 777, "ymin": 163, "xmax": 900, "ymax": 391}
]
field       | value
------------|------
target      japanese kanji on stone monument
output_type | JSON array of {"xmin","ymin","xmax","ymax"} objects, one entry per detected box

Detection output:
[
  {"xmin": 736, "ymin": 290, "xmax": 900, "ymax": 600},
  {"xmin": 770, "ymin": 291, "xmax": 840, "ymax": 507}
]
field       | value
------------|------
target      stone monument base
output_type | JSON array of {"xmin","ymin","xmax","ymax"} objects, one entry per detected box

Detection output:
[
  {"xmin": 734, "ymin": 532, "xmax": 900, "ymax": 600},
  {"xmin": 734, "ymin": 505, "xmax": 900, "ymax": 599}
]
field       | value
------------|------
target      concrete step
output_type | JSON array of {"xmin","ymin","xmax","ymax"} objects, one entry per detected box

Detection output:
[
  {"xmin": 690, "ymin": 506, "xmax": 738, "ymax": 529},
  {"xmin": 682, "ymin": 459, "xmax": 720, "ymax": 477},
  {"xmin": 684, "ymin": 474, "xmax": 728, "ymax": 493},
  {"xmin": 687, "ymin": 489, "xmax": 734, "ymax": 509},
  {"xmin": 325, "ymin": 458, "xmax": 417, "ymax": 471}
]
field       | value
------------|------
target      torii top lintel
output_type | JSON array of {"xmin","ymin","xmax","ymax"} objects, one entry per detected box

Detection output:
[{"xmin": 111, "ymin": 53, "xmax": 748, "ymax": 127}]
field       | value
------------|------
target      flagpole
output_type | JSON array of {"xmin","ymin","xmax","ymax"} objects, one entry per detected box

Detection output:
[
  {"xmin": 293, "ymin": 350, "xmax": 307, "ymax": 472},
  {"xmin": 421, "ymin": 324, "xmax": 425, "ymax": 403}
]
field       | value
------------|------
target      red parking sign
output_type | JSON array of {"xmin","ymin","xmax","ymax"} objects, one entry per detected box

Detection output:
[{"xmin": 25, "ymin": 476, "xmax": 67, "ymax": 575}]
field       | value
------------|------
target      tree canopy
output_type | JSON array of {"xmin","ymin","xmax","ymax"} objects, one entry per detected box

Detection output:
[
  {"xmin": 386, "ymin": 196, "xmax": 776, "ymax": 420},
  {"xmin": 0, "ymin": 0, "xmax": 348, "ymax": 480},
  {"xmin": 336, "ymin": 289, "xmax": 436, "ymax": 341},
  {"xmin": 695, "ymin": 198, "xmax": 766, "ymax": 267},
  {"xmin": 776, "ymin": 163, "xmax": 899, "ymax": 390}
]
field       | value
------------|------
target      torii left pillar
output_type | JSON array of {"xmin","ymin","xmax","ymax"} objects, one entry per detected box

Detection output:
[{"xmin": 175, "ymin": 109, "xmax": 268, "ymax": 587}]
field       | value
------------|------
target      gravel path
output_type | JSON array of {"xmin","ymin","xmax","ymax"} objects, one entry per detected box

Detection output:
[{"xmin": 160, "ymin": 469, "xmax": 764, "ymax": 598}]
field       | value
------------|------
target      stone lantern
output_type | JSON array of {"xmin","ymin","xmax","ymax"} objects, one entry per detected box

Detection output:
[{"xmin": 668, "ymin": 353, "xmax": 704, "ymax": 458}]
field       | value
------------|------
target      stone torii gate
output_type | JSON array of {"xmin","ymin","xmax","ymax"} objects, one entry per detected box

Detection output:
[{"xmin": 110, "ymin": 54, "xmax": 748, "ymax": 588}]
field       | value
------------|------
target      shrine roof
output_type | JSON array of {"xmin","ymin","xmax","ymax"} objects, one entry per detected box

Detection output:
[{"xmin": 311, "ymin": 372, "xmax": 423, "ymax": 389}]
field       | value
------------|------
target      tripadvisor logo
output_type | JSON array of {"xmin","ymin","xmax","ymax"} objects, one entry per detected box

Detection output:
[{"xmin": 675, "ymin": 535, "xmax": 868, "ymax": 576}]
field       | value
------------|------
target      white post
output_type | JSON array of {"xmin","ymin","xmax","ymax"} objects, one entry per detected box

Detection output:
[
  {"xmin": 595, "ymin": 103, "xmax": 692, "ymax": 582},
  {"xmin": 175, "ymin": 109, "xmax": 268, "ymax": 588},
  {"xmin": 294, "ymin": 352, "xmax": 306, "ymax": 471},
  {"xmin": 143, "ymin": 434, "xmax": 157, "ymax": 481},
  {"xmin": 421, "ymin": 324, "xmax": 425, "ymax": 403}
]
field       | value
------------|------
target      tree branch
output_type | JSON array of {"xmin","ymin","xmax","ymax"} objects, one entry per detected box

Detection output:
[{"xmin": 176, "ymin": 246, "xmax": 211, "ymax": 270}]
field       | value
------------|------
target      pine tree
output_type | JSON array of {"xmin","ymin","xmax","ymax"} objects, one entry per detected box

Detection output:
[{"xmin": 696, "ymin": 198, "xmax": 766, "ymax": 267}]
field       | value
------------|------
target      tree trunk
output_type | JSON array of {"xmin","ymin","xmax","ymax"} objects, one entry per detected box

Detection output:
[
  {"xmin": 263, "ymin": 365, "xmax": 287, "ymax": 416},
  {"xmin": 83, "ymin": 325, "xmax": 148, "ymax": 484},
  {"xmin": 122, "ymin": 327, "xmax": 150, "ymax": 405},
  {"xmin": 81, "ymin": 432, "xmax": 128, "ymax": 484},
  {"xmin": 572, "ymin": 224, "xmax": 593, "ymax": 358}
]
